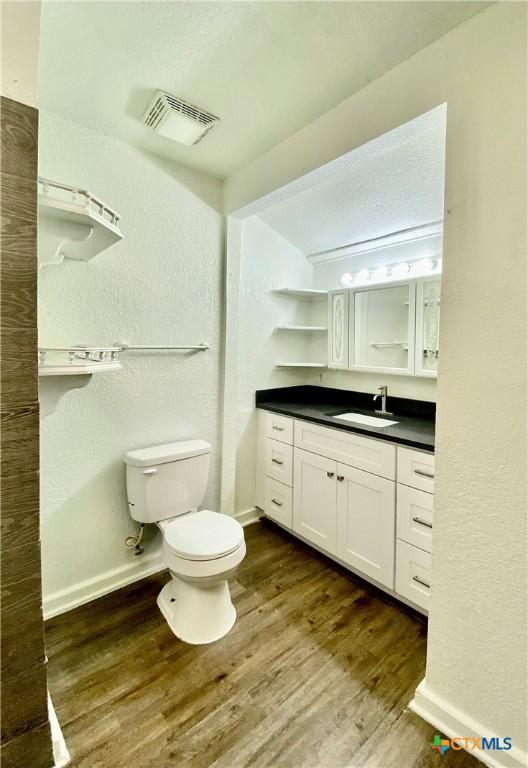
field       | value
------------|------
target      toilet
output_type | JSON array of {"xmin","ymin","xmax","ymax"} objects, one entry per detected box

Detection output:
[{"xmin": 124, "ymin": 440, "xmax": 245, "ymax": 645}]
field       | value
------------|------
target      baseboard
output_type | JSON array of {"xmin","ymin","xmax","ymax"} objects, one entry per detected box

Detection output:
[
  {"xmin": 410, "ymin": 680, "xmax": 527, "ymax": 768},
  {"xmin": 235, "ymin": 507, "xmax": 262, "ymax": 527},
  {"xmin": 43, "ymin": 552, "xmax": 166, "ymax": 620}
]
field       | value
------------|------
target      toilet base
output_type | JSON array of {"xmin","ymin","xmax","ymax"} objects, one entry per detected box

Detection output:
[{"xmin": 157, "ymin": 576, "xmax": 236, "ymax": 645}]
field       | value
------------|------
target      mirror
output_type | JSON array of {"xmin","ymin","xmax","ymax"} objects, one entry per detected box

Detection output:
[{"xmin": 354, "ymin": 283, "xmax": 413, "ymax": 372}]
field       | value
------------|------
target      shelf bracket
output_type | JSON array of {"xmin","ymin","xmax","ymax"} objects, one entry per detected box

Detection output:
[{"xmin": 39, "ymin": 218, "xmax": 94, "ymax": 269}]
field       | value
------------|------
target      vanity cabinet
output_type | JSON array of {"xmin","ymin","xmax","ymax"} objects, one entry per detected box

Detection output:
[
  {"xmin": 327, "ymin": 277, "xmax": 440, "ymax": 378},
  {"xmin": 257, "ymin": 409, "xmax": 435, "ymax": 614}
]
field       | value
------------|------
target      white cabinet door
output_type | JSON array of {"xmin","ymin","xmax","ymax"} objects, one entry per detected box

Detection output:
[
  {"xmin": 327, "ymin": 289, "xmax": 350, "ymax": 369},
  {"xmin": 293, "ymin": 448, "xmax": 337, "ymax": 554},
  {"xmin": 352, "ymin": 281, "xmax": 416, "ymax": 375},
  {"xmin": 336, "ymin": 463, "xmax": 395, "ymax": 588},
  {"xmin": 415, "ymin": 277, "xmax": 441, "ymax": 378}
]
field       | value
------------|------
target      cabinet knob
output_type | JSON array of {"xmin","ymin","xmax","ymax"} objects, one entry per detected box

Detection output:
[
  {"xmin": 337, "ymin": 475, "xmax": 344, "ymax": 482},
  {"xmin": 327, "ymin": 471, "xmax": 335, "ymax": 478}
]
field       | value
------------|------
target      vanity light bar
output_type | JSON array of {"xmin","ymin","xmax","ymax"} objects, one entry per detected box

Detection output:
[{"xmin": 339, "ymin": 257, "xmax": 442, "ymax": 289}]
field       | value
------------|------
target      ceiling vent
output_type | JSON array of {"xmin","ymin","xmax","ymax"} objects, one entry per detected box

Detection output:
[{"xmin": 142, "ymin": 91, "xmax": 219, "ymax": 146}]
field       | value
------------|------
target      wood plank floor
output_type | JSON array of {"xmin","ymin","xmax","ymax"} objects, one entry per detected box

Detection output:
[{"xmin": 45, "ymin": 521, "xmax": 481, "ymax": 768}]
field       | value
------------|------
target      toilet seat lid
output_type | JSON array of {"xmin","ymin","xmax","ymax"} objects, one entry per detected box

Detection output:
[{"xmin": 163, "ymin": 510, "xmax": 244, "ymax": 561}]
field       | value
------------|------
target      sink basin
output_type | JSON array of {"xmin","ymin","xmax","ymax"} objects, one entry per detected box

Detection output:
[{"xmin": 331, "ymin": 412, "xmax": 399, "ymax": 428}]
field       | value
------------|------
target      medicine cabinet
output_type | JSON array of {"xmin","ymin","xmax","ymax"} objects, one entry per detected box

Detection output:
[{"xmin": 328, "ymin": 277, "xmax": 441, "ymax": 378}]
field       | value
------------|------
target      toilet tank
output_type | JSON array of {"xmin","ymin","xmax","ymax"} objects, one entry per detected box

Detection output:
[{"xmin": 125, "ymin": 440, "xmax": 210, "ymax": 523}]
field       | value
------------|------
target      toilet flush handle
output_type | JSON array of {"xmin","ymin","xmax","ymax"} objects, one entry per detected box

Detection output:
[{"xmin": 142, "ymin": 468, "xmax": 158, "ymax": 476}]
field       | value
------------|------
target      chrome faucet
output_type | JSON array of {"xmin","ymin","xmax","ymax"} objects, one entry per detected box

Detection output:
[{"xmin": 373, "ymin": 385, "xmax": 393, "ymax": 416}]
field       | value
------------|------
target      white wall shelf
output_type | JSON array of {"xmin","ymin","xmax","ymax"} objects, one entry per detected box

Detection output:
[
  {"xmin": 38, "ymin": 178, "xmax": 123, "ymax": 268},
  {"xmin": 275, "ymin": 363, "xmax": 327, "ymax": 369},
  {"xmin": 38, "ymin": 347, "xmax": 122, "ymax": 417},
  {"xmin": 274, "ymin": 325, "xmax": 327, "ymax": 333},
  {"xmin": 273, "ymin": 288, "xmax": 328, "ymax": 300}
]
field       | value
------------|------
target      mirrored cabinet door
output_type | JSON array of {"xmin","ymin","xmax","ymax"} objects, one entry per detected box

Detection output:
[
  {"xmin": 353, "ymin": 282, "xmax": 415, "ymax": 375},
  {"xmin": 327, "ymin": 289, "xmax": 349, "ymax": 369},
  {"xmin": 415, "ymin": 277, "xmax": 441, "ymax": 377}
]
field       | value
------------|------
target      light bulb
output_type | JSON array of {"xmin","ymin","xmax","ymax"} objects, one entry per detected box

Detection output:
[
  {"xmin": 339, "ymin": 272, "xmax": 354, "ymax": 288},
  {"xmin": 391, "ymin": 262, "xmax": 410, "ymax": 279},
  {"xmin": 371, "ymin": 265, "xmax": 389, "ymax": 282},
  {"xmin": 355, "ymin": 268, "xmax": 371, "ymax": 284},
  {"xmin": 412, "ymin": 258, "xmax": 435, "ymax": 275}
]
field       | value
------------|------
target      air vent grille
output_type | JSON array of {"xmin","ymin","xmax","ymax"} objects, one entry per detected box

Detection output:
[
  {"xmin": 144, "ymin": 97, "xmax": 166, "ymax": 129},
  {"xmin": 164, "ymin": 95, "xmax": 216, "ymax": 126},
  {"xmin": 143, "ymin": 91, "xmax": 219, "ymax": 139}
]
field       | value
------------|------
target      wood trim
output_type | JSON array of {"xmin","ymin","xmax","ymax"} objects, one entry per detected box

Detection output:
[
  {"xmin": 410, "ymin": 681, "xmax": 528, "ymax": 768},
  {"xmin": 0, "ymin": 96, "xmax": 53, "ymax": 767}
]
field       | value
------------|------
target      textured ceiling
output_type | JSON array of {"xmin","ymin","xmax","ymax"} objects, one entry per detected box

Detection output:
[
  {"xmin": 38, "ymin": 1, "xmax": 488, "ymax": 179},
  {"xmin": 257, "ymin": 106, "xmax": 446, "ymax": 256}
]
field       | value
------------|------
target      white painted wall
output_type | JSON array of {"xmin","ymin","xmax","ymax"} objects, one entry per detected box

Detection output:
[
  {"xmin": 224, "ymin": 3, "xmax": 527, "ymax": 759},
  {"xmin": 38, "ymin": 111, "xmax": 223, "ymax": 616},
  {"xmin": 0, "ymin": 1, "xmax": 41, "ymax": 106},
  {"xmin": 416, "ymin": 6, "xmax": 527, "ymax": 763},
  {"xmin": 234, "ymin": 217, "xmax": 319, "ymax": 515},
  {"xmin": 320, "ymin": 369, "xmax": 436, "ymax": 403}
]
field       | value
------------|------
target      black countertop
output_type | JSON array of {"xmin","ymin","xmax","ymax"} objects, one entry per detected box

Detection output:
[{"xmin": 256, "ymin": 386, "xmax": 435, "ymax": 452}]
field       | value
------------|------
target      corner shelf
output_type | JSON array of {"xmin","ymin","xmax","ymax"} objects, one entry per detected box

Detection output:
[
  {"xmin": 273, "ymin": 288, "xmax": 328, "ymax": 300},
  {"xmin": 38, "ymin": 347, "xmax": 122, "ymax": 417},
  {"xmin": 38, "ymin": 178, "xmax": 123, "ymax": 268},
  {"xmin": 274, "ymin": 325, "xmax": 327, "ymax": 333}
]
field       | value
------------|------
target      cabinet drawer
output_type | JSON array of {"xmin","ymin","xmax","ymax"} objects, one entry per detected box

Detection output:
[
  {"xmin": 395, "ymin": 539, "xmax": 432, "ymax": 611},
  {"xmin": 294, "ymin": 419, "xmax": 395, "ymax": 480},
  {"xmin": 397, "ymin": 484, "xmax": 433, "ymax": 553},
  {"xmin": 264, "ymin": 438, "xmax": 293, "ymax": 486},
  {"xmin": 264, "ymin": 477, "xmax": 292, "ymax": 529},
  {"xmin": 262, "ymin": 410, "xmax": 294, "ymax": 445},
  {"xmin": 397, "ymin": 447, "xmax": 435, "ymax": 493}
]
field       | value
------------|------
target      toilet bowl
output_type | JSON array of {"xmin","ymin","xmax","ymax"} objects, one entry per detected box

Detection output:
[
  {"xmin": 124, "ymin": 440, "xmax": 246, "ymax": 645},
  {"xmin": 157, "ymin": 510, "xmax": 245, "ymax": 644}
]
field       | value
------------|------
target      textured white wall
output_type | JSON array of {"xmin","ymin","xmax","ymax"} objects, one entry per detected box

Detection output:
[
  {"xmin": 224, "ymin": 3, "xmax": 527, "ymax": 756},
  {"xmin": 234, "ymin": 217, "xmax": 318, "ymax": 514},
  {"xmin": 423, "ymin": 4, "xmax": 527, "ymax": 757},
  {"xmin": 320, "ymin": 370, "xmax": 436, "ymax": 403},
  {"xmin": 257, "ymin": 108, "xmax": 446, "ymax": 257},
  {"xmin": 1, "ymin": 1, "xmax": 41, "ymax": 106},
  {"xmin": 38, "ymin": 111, "xmax": 223, "ymax": 614}
]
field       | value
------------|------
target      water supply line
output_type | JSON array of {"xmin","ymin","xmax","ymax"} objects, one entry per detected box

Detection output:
[{"xmin": 125, "ymin": 524, "xmax": 145, "ymax": 556}]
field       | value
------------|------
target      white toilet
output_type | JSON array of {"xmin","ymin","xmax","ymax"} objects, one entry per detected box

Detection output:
[{"xmin": 124, "ymin": 439, "xmax": 245, "ymax": 645}]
